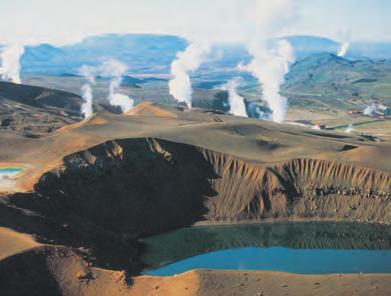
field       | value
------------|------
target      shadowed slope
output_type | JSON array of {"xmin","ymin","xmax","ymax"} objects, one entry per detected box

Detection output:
[{"xmin": 0, "ymin": 81, "xmax": 82, "ymax": 134}]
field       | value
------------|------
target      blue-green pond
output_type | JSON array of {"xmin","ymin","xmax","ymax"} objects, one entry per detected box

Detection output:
[{"xmin": 142, "ymin": 222, "xmax": 391, "ymax": 276}]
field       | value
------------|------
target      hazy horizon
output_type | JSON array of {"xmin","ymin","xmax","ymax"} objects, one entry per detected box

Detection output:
[{"xmin": 1, "ymin": 0, "xmax": 390, "ymax": 45}]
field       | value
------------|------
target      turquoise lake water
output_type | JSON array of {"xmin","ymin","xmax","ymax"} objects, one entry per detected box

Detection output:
[
  {"xmin": 145, "ymin": 246, "xmax": 391, "ymax": 276},
  {"xmin": 0, "ymin": 167, "xmax": 23, "ymax": 174},
  {"xmin": 142, "ymin": 222, "xmax": 391, "ymax": 276}
]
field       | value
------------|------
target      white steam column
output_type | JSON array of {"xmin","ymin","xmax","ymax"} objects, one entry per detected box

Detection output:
[
  {"xmin": 99, "ymin": 58, "xmax": 134, "ymax": 113},
  {"xmin": 220, "ymin": 78, "xmax": 248, "ymax": 117},
  {"xmin": 79, "ymin": 65, "xmax": 95, "ymax": 118},
  {"xmin": 168, "ymin": 42, "xmax": 210, "ymax": 110},
  {"xmin": 345, "ymin": 124, "xmax": 354, "ymax": 133},
  {"xmin": 337, "ymin": 29, "xmax": 350, "ymax": 57},
  {"xmin": 337, "ymin": 42, "xmax": 350, "ymax": 57},
  {"xmin": 241, "ymin": 0, "xmax": 295, "ymax": 123},
  {"xmin": 0, "ymin": 44, "xmax": 24, "ymax": 84},
  {"xmin": 364, "ymin": 101, "xmax": 377, "ymax": 116}
]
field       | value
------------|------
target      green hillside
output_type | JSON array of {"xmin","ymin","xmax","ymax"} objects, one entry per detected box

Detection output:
[{"xmin": 282, "ymin": 53, "xmax": 391, "ymax": 110}]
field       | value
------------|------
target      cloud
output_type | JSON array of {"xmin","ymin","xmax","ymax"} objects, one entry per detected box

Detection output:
[
  {"xmin": 1, "ymin": 0, "xmax": 389, "ymax": 47},
  {"xmin": 0, "ymin": 0, "xmax": 256, "ymax": 45}
]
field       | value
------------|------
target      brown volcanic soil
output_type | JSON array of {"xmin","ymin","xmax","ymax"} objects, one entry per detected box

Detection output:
[
  {"xmin": 131, "ymin": 270, "xmax": 391, "ymax": 296},
  {"xmin": 0, "ymin": 227, "xmax": 39, "ymax": 260},
  {"xmin": 0, "ymin": 81, "xmax": 82, "ymax": 135},
  {"xmin": 0, "ymin": 98, "xmax": 390, "ymax": 295}
]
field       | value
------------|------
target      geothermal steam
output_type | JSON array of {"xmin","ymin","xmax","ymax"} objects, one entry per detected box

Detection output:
[
  {"xmin": 337, "ymin": 30, "xmax": 350, "ymax": 57},
  {"xmin": 241, "ymin": 0, "xmax": 294, "ymax": 123},
  {"xmin": 99, "ymin": 58, "xmax": 134, "ymax": 113},
  {"xmin": 364, "ymin": 101, "xmax": 377, "ymax": 116},
  {"xmin": 337, "ymin": 42, "xmax": 350, "ymax": 57},
  {"xmin": 345, "ymin": 124, "xmax": 354, "ymax": 133},
  {"xmin": 169, "ymin": 42, "xmax": 210, "ymax": 109},
  {"xmin": 220, "ymin": 78, "xmax": 248, "ymax": 117},
  {"xmin": 0, "ymin": 44, "xmax": 24, "ymax": 84},
  {"xmin": 79, "ymin": 65, "xmax": 95, "ymax": 118},
  {"xmin": 81, "ymin": 84, "xmax": 93, "ymax": 118}
]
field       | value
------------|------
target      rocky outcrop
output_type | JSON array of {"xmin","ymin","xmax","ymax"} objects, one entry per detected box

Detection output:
[{"xmin": 203, "ymin": 151, "xmax": 390, "ymax": 223}]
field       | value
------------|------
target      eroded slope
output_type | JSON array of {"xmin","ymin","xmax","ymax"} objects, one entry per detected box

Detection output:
[
  {"xmin": 1, "ymin": 137, "xmax": 389, "ymax": 275},
  {"xmin": 0, "ymin": 103, "xmax": 390, "ymax": 295}
]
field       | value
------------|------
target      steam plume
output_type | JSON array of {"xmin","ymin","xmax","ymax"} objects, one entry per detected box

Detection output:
[
  {"xmin": 241, "ymin": 0, "xmax": 294, "ymax": 123},
  {"xmin": 168, "ymin": 42, "xmax": 210, "ymax": 109},
  {"xmin": 254, "ymin": 106, "xmax": 270, "ymax": 120},
  {"xmin": 99, "ymin": 58, "xmax": 134, "ymax": 113},
  {"xmin": 0, "ymin": 44, "xmax": 24, "ymax": 84},
  {"xmin": 79, "ymin": 64, "xmax": 95, "ymax": 84},
  {"xmin": 364, "ymin": 101, "xmax": 377, "ymax": 116},
  {"xmin": 79, "ymin": 65, "xmax": 95, "ymax": 118},
  {"xmin": 107, "ymin": 78, "xmax": 134, "ymax": 113},
  {"xmin": 337, "ymin": 29, "xmax": 350, "ymax": 57},
  {"xmin": 246, "ymin": 102, "xmax": 270, "ymax": 120},
  {"xmin": 337, "ymin": 42, "xmax": 349, "ymax": 57},
  {"xmin": 345, "ymin": 124, "xmax": 354, "ymax": 133},
  {"xmin": 220, "ymin": 78, "xmax": 248, "ymax": 117},
  {"xmin": 80, "ymin": 84, "xmax": 93, "ymax": 118}
]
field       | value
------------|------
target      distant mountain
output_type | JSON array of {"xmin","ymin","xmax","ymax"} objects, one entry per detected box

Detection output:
[
  {"xmin": 21, "ymin": 34, "xmax": 188, "ymax": 75},
  {"xmin": 20, "ymin": 34, "xmax": 339, "ymax": 75},
  {"xmin": 283, "ymin": 36, "xmax": 391, "ymax": 60},
  {"xmin": 12, "ymin": 34, "xmax": 391, "ymax": 76},
  {"xmin": 285, "ymin": 52, "xmax": 356, "ymax": 85},
  {"xmin": 348, "ymin": 42, "xmax": 391, "ymax": 59},
  {"xmin": 283, "ymin": 35, "xmax": 340, "ymax": 58}
]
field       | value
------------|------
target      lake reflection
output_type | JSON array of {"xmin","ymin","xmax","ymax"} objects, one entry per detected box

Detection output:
[{"xmin": 142, "ymin": 221, "xmax": 391, "ymax": 275}]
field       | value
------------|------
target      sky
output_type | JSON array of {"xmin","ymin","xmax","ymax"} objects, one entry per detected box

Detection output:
[{"xmin": 0, "ymin": 0, "xmax": 390, "ymax": 45}]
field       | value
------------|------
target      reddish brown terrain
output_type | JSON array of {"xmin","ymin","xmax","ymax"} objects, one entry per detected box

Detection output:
[{"xmin": 0, "ymin": 83, "xmax": 390, "ymax": 295}]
